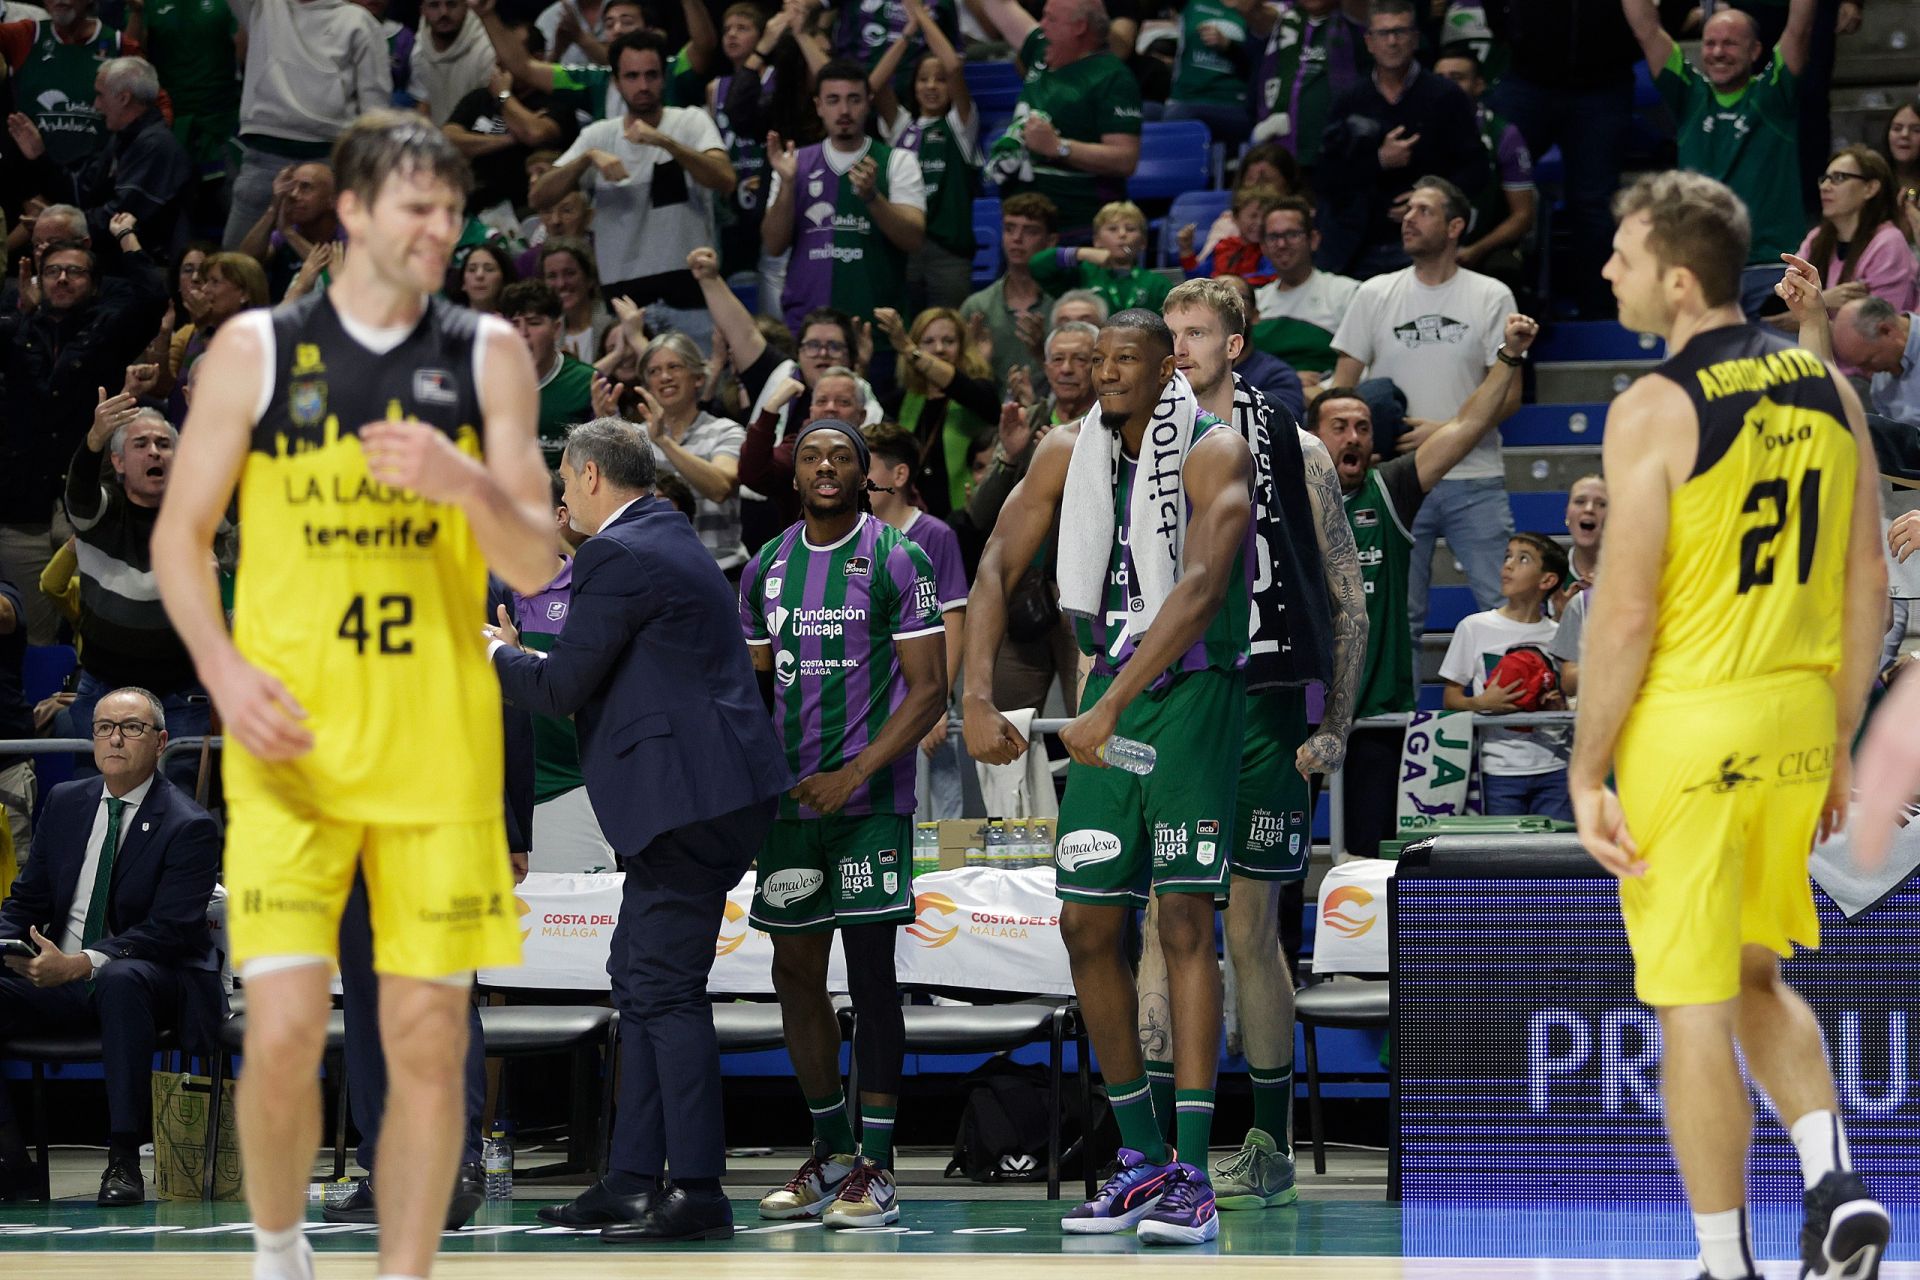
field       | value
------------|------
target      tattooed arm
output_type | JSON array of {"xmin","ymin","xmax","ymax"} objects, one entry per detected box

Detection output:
[{"xmin": 1296, "ymin": 430, "xmax": 1368, "ymax": 778}]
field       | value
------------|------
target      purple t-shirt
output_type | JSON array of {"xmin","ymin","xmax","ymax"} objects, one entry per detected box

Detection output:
[{"xmin": 898, "ymin": 510, "xmax": 968, "ymax": 613}]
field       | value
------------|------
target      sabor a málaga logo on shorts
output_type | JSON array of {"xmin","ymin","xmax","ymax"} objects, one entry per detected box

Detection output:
[
  {"xmin": 762, "ymin": 867, "xmax": 825, "ymax": 907},
  {"xmin": 841, "ymin": 856, "xmax": 875, "ymax": 896},
  {"xmin": 1056, "ymin": 829, "xmax": 1123, "ymax": 872}
]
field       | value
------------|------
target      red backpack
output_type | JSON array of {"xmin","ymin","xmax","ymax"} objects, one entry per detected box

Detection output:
[{"xmin": 1487, "ymin": 644, "xmax": 1560, "ymax": 711}]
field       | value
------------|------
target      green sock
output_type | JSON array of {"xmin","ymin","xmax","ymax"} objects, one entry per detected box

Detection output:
[
  {"xmin": 1144, "ymin": 1059, "xmax": 1176, "ymax": 1143},
  {"xmin": 858, "ymin": 1101, "xmax": 897, "ymax": 1169},
  {"xmin": 1249, "ymin": 1064, "xmax": 1293, "ymax": 1153},
  {"xmin": 1106, "ymin": 1075, "xmax": 1169, "ymax": 1163},
  {"xmin": 1174, "ymin": 1089, "xmax": 1215, "ymax": 1171},
  {"xmin": 806, "ymin": 1089, "xmax": 857, "ymax": 1156}
]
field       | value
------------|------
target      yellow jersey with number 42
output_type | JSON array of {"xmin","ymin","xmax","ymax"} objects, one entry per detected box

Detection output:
[
  {"xmin": 224, "ymin": 293, "xmax": 504, "ymax": 823},
  {"xmin": 1641, "ymin": 323, "xmax": 1856, "ymax": 698}
]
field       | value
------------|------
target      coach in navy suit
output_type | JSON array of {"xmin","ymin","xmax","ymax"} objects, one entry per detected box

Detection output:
[
  {"xmin": 488, "ymin": 418, "xmax": 792, "ymax": 1244},
  {"xmin": 0, "ymin": 686, "xmax": 223, "ymax": 1205}
]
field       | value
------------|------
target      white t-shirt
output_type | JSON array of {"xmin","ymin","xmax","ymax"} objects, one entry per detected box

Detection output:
[
  {"xmin": 766, "ymin": 138, "xmax": 928, "ymax": 215},
  {"xmin": 1254, "ymin": 270, "xmax": 1361, "ymax": 336},
  {"xmin": 535, "ymin": 0, "xmax": 597, "ymax": 67},
  {"xmin": 1331, "ymin": 265, "xmax": 1514, "ymax": 482},
  {"xmin": 557, "ymin": 107, "xmax": 727, "ymax": 284},
  {"xmin": 1438, "ymin": 609, "xmax": 1568, "ymax": 776}
]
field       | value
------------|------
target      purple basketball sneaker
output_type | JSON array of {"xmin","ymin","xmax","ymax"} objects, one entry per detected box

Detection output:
[
  {"xmin": 1137, "ymin": 1163, "xmax": 1220, "ymax": 1245},
  {"xmin": 1060, "ymin": 1148, "xmax": 1177, "ymax": 1234}
]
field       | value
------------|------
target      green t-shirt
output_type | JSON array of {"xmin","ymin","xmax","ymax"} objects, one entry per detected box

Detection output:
[
  {"xmin": 1346, "ymin": 453, "xmax": 1423, "ymax": 719},
  {"xmin": 537, "ymin": 353, "xmax": 596, "ymax": 460},
  {"xmin": 141, "ymin": 0, "xmax": 238, "ymax": 117},
  {"xmin": 1170, "ymin": 0, "xmax": 1249, "ymax": 108},
  {"xmin": 1005, "ymin": 28, "xmax": 1142, "ymax": 231},
  {"xmin": 1656, "ymin": 44, "xmax": 1802, "ymax": 264},
  {"xmin": 1029, "ymin": 249, "xmax": 1172, "ymax": 314}
]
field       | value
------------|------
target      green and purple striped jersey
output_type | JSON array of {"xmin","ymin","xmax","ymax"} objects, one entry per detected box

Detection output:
[
  {"xmin": 741, "ymin": 514, "xmax": 945, "ymax": 818},
  {"xmin": 1073, "ymin": 415, "xmax": 1253, "ymax": 691}
]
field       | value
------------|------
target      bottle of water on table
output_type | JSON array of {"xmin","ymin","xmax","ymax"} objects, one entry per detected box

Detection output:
[
  {"xmin": 1099, "ymin": 735, "xmax": 1157, "ymax": 775},
  {"xmin": 482, "ymin": 1128, "xmax": 513, "ymax": 1200}
]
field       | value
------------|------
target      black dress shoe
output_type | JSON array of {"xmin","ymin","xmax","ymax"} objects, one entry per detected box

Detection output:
[
  {"xmin": 321, "ymin": 1179, "xmax": 376, "ymax": 1224},
  {"xmin": 446, "ymin": 1163, "xmax": 486, "ymax": 1229},
  {"xmin": 600, "ymin": 1186, "xmax": 732, "ymax": 1243},
  {"xmin": 535, "ymin": 1178, "xmax": 656, "ymax": 1227},
  {"xmin": 97, "ymin": 1153, "xmax": 144, "ymax": 1206}
]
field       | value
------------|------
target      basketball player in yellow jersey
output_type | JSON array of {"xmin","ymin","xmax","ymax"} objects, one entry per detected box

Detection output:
[
  {"xmin": 1570, "ymin": 171, "xmax": 1890, "ymax": 1280},
  {"xmin": 151, "ymin": 113, "xmax": 558, "ymax": 1280}
]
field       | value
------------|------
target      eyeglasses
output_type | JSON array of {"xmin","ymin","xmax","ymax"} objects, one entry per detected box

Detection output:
[
  {"xmin": 1818, "ymin": 171, "xmax": 1869, "ymax": 186},
  {"xmin": 1367, "ymin": 24, "xmax": 1417, "ymax": 39},
  {"xmin": 92, "ymin": 719, "xmax": 158, "ymax": 739},
  {"xmin": 1263, "ymin": 229, "xmax": 1308, "ymax": 243},
  {"xmin": 800, "ymin": 340, "xmax": 849, "ymax": 355},
  {"xmin": 41, "ymin": 264, "xmax": 92, "ymax": 280}
]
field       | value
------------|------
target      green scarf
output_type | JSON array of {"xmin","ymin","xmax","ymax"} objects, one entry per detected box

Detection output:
[{"xmin": 901, "ymin": 389, "xmax": 988, "ymax": 514}]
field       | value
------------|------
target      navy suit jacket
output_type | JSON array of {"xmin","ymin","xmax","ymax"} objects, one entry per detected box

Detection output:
[
  {"xmin": 492, "ymin": 497, "xmax": 794, "ymax": 864},
  {"xmin": 0, "ymin": 772, "xmax": 222, "ymax": 972}
]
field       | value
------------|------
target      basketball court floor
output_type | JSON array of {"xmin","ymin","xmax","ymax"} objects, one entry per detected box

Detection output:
[{"xmin": 0, "ymin": 1147, "xmax": 1908, "ymax": 1279}]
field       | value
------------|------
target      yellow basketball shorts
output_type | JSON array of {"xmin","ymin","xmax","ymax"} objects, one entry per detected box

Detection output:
[
  {"xmin": 1614, "ymin": 671, "xmax": 1832, "ymax": 1007},
  {"xmin": 224, "ymin": 797, "xmax": 523, "ymax": 979}
]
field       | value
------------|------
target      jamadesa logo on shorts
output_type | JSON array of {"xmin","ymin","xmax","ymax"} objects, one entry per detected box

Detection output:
[
  {"xmin": 716, "ymin": 898, "xmax": 748, "ymax": 956},
  {"xmin": 1321, "ymin": 885, "xmax": 1376, "ymax": 939},
  {"xmin": 906, "ymin": 892, "xmax": 959, "ymax": 948}
]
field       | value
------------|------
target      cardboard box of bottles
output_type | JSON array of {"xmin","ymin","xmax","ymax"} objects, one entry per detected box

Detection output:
[{"xmin": 934, "ymin": 818, "xmax": 1057, "ymax": 871}]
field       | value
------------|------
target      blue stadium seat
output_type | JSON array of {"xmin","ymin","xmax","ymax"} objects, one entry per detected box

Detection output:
[
  {"xmin": 1158, "ymin": 190, "xmax": 1232, "ymax": 267},
  {"xmin": 1510, "ymin": 491, "xmax": 1570, "ymax": 535},
  {"xmin": 20, "ymin": 644, "xmax": 78, "ymax": 819},
  {"xmin": 729, "ymin": 278, "xmax": 758, "ymax": 316},
  {"xmin": 1500, "ymin": 403, "xmax": 1608, "ymax": 448},
  {"xmin": 1127, "ymin": 120, "xmax": 1212, "ymax": 204},
  {"xmin": 1533, "ymin": 144, "xmax": 1563, "ymax": 188},
  {"xmin": 972, "ymin": 197, "xmax": 1003, "ymax": 286},
  {"xmin": 1416, "ymin": 684, "xmax": 1447, "ymax": 711},
  {"xmin": 964, "ymin": 61, "xmax": 1024, "ymax": 116},
  {"xmin": 1424, "ymin": 585, "xmax": 1480, "ymax": 633},
  {"xmin": 1531, "ymin": 321, "xmax": 1663, "ymax": 363}
]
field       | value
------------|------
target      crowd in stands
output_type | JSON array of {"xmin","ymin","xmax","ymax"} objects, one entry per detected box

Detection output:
[{"xmin": 0, "ymin": 0, "xmax": 1918, "ymax": 1199}]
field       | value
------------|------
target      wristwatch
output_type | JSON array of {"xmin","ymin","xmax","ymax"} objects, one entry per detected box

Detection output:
[
  {"xmin": 498, "ymin": 90, "xmax": 512, "ymax": 104},
  {"xmin": 1495, "ymin": 342, "xmax": 1527, "ymax": 367},
  {"xmin": 1056, "ymin": 138, "xmax": 1071, "ymax": 159}
]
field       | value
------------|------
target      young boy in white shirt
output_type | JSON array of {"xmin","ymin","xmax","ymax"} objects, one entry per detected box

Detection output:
[{"xmin": 1439, "ymin": 532, "xmax": 1573, "ymax": 820}]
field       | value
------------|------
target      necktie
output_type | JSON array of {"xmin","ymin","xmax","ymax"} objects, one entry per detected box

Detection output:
[{"xmin": 81, "ymin": 797, "xmax": 125, "ymax": 950}]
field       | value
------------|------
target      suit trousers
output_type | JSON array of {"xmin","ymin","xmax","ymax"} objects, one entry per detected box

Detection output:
[
  {"xmin": 338, "ymin": 872, "xmax": 487, "ymax": 1171},
  {"xmin": 606, "ymin": 796, "xmax": 774, "ymax": 1182},
  {"xmin": 0, "ymin": 960, "xmax": 191, "ymax": 1139}
]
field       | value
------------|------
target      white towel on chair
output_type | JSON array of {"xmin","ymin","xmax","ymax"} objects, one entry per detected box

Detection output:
[{"xmin": 1056, "ymin": 371, "xmax": 1204, "ymax": 650}]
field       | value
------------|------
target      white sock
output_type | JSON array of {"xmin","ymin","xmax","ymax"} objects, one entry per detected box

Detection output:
[
  {"xmin": 252, "ymin": 1226, "xmax": 312, "ymax": 1280},
  {"xmin": 1790, "ymin": 1109, "xmax": 1852, "ymax": 1189},
  {"xmin": 1694, "ymin": 1207, "xmax": 1755, "ymax": 1280}
]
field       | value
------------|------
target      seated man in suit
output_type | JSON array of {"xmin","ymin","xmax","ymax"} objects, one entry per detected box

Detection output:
[{"xmin": 0, "ymin": 685, "xmax": 224, "ymax": 1204}]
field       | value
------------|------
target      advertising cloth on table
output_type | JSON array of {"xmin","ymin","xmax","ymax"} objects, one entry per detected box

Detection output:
[
  {"xmin": 1313, "ymin": 858, "xmax": 1394, "ymax": 975},
  {"xmin": 479, "ymin": 868, "xmax": 1072, "ymax": 995}
]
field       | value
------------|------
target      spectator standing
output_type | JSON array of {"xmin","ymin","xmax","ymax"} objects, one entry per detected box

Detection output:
[
  {"xmin": 1220, "ymin": 273, "xmax": 1305, "ymax": 424},
  {"xmin": 535, "ymin": 29, "xmax": 735, "ymax": 345},
  {"xmin": 1305, "ymin": 318, "xmax": 1531, "ymax": 856},
  {"xmin": 1885, "ymin": 100, "xmax": 1920, "ymax": 225},
  {"xmin": 1481, "ymin": 0, "xmax": 1638, "ymax": 318},
  {"xmin": 535, "ymin": 0, "xmax": 602, "ymax": 66},
  {"xmin": 504, "ymin": 279, "xmax": 596, "ymax": 463},
  {"xmin": 1316, "ymin": 0, "xmax": 1486, "ymax": 279},
  {"xmin": 1624, "ymin": 0, "xmax": 1816, "ymax": 316},
  {"xmin": 1252, "ymin": 198, "xmax": 1360, "ymax": 385},
  {"xmin": 1164, "ymin": 0, "xmax": 1253, "ymax": 144},
  {"xmin": 169, "ymin": 251, "xmax": 266, "ymax": 384},
  {"xmin": 874, "ymin": 306, "xmax": 997, "ymax": 518},
  {"xmin": 411, "ymin": 0, "xmax": 495, "ymax": 126},
  {"xmin": 974, "ymin": 0, "xmax": 1142, "ymax": 238},
  {"xmin": 10, "ymin": 56, "xmax": 192, "ymax": 254},
  {"xmin": 764, "ymin": 57, "xmax": 926, "ymax": 333},
  {"xmin": 1245, "ymin": 0, "xmax": 1368, "ymax": 171},
  {"xmin": 959, "ymin": 192, "xmax": 1058, "ymax": 392},
  {"xmin": 126, "ymin": 0, "xmax": 239, "ymax": 217},
  {"xmin": 1332, "ymin": 177, "xmax": 1518, "ymax": 642},
  {"xmin": 595, "ymin": 332, "xmax": 750, "ymax": 571},
  {"xmin": 0, "ymin": 224, "xmax": 167, "ymax": 645},
  {"xmin": 219, "ymin": 0, "xmax": 390, "ymax": 249},
  {"xmin": 1438, "ymin": 532, "xmax": 1572, "ymax": 819},
  {"xmin": 234, "ymin": 161, "xmax": 340, "ymax": 301},
  {"xmin": 0, "ymin": 686, "xmax": 223, "ymax": 1205},
  {"xmin": 1550, "ymin": 474, "xmax": 1607, "ymax": 697},
  {"xmin": 1432, "ymin": 46, "xmax": 1535, "ymax": 289},
  {"xmin": 1794, "ymin": 145, "xmax": 1917, "ymax": 315},
  {"xmin": 443, "ymin": 25, "xmax": 575, "ymax": 218},
  {"xmin": 538, "ymin": 239, "xmax": 613, "ymax": 362},
  {"xmin": 0, "ymin": 0, "xmax": 142, "ymax": 171},
  {"xmin": 352, "ymin": 0, "xmax": 413, "ymax": 105},
  {"xmin": 1029, "ymin": 200, "xmax": 1171, "ymax": 314},
  {"xmin": 708, "ymin": 5, "xmax": 787, "ymax": 286},
  {"xmin": 872, "ymin": 0, "xmax": 980, "ymax": 311}
]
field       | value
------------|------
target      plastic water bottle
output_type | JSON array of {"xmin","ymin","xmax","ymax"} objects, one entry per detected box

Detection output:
[
  {"xmin": 482, "ymin": 1130, "xmax": 513, "ymax": 1201},
  {"xmin": 984, "ymin": 820, "xmax": 1008, "ymax": 870},
  {"xmin": 1006, "ymin": 818, "xmax": 1030, "ymax": 870},
  {"xmin": 1099, "ymin": 735, "xmax": 1157, "ymax": 775},
  {"xmin": 913, "ymin": 822, "xmax": 939, "ymax": 879}
]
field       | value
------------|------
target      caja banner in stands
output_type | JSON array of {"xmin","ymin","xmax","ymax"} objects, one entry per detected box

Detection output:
[{"xmin": 481, "ymin": 868, "xmax": 1071, "ymax": 996}]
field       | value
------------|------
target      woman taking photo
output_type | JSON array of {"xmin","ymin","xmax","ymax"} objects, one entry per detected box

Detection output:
[{"xmin": 876, "ymin": 305, "xmax": 997, "ymax": 519}]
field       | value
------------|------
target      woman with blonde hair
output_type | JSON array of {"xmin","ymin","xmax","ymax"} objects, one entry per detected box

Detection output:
[{"xmin": 876, "ymin": 305, "xmax": 997, "ymax": 518}]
